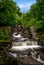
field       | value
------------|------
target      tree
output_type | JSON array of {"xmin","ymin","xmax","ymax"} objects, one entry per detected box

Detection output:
[
  {"xmin": 0, "ymin": 0, "xmax": 21, "ymax": 26},
  {"xmin": 21, "ymin": 0, "xmax": 44, "ymax": 44}
]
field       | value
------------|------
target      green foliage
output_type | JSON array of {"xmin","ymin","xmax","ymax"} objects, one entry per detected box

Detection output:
[
  {"xmin": 21, "ymin": 0, "xmax": 44, "ymax": 44},
  {"xmin": 21, "ymin": 13, "xmax": 31, "ymax": 28},
  {"xmin": 0, "ymin": 0, "xmax": 44, "ymax": 44},
  {"xmin": 30, "ymin": 18, "xmax": 37, "ymax": 26},
  {"xmin": 25, "ymin": 0, "xmax": 44, "ymax": 31},
  {"xmin": 35, "ymin": 20, "xmax": 44, "ymax": 29},
  {"xmin": 0, "ymin": 27, "xmax": 11, "ymax": 41},
  {"xmin": 0, "ymin": 0, "xmax": 21, "ymax": 26}
]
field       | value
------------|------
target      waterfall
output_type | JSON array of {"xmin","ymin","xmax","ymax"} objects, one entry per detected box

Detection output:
[{"xmin": 9, "ymin": 32, "xmax": 44, "ymax": 63}]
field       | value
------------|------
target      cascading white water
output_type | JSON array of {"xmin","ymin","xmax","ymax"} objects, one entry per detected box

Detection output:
[
  {"xmin": 9, "ymin": 52, "xmax": 17, "ymax": 57},
  {"xmin": 10, "ymin": 33, "xmax": 44, "ymax": 63}
]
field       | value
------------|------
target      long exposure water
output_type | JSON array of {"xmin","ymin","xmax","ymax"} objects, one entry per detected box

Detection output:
[{"xmin": 9, "ymin": 33, "xmax": 44, "ymax": 63}]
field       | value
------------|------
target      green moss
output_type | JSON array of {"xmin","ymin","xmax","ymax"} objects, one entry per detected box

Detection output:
[{"xmin": 0, "ymin": 27, "xmax": 11, "ymax": 41}]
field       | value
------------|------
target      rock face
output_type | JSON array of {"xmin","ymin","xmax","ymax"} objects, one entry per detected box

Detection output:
[
  {"xmin": 12, "ymin": 25, "xmax": 44, "ymax": 47},
  {"xmin": 10, "ymin": 26, "xmax": 44, "ymax": 64},
  {"xmin": 12, "ymin": 25, "xmax": 32, "ymax": 39}
]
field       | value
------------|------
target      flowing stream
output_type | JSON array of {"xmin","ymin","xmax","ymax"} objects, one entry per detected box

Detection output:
[{"xmin": 9, "ymin": 33, "xmax": 44, "ymax": 63}]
